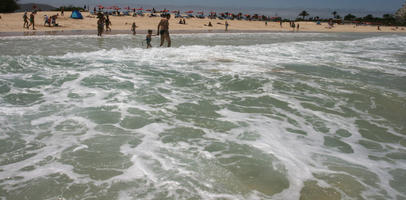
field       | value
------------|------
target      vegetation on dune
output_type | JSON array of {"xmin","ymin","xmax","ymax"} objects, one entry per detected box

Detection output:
[
  {"xmin": 0, "ymin": 0, "xmax": 19, "ymax": 13},
  {"xmin": 54, "ymin": 5, "xmax": 85, "ymax": 12}
]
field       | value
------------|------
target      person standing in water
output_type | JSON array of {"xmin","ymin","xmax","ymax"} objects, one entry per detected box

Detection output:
[
  {"xmin": 225, "ymin": 21, "xmax": 229, "ymax": 31},
  {"xmin": 157, "ymin": 14, "xmax": 171, "ymax": 47},
  {"xmin": 131, "ymin": 22, "xmax": 136, "ymax": 35},
  {"xmin": 146, "ymin": 29, "xmax": 153, "ymax": 48},
  {"xmin": 97, "ymin": 17, "xmax": 104, "ymax": 36}
]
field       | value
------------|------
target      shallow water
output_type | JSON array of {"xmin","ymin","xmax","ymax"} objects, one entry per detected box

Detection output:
[{"xmin": 0, "ymin": 32, "xmax": 405, "ymax": 200}]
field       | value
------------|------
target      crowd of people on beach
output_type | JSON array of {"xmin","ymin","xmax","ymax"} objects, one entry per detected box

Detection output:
[
  {"xmin": 22, "ymin": 11, "xmax": 60, "ymax": 30},
  {"xmin": 94, "ymin": 12, "xmax": 171, "ymax": 48},
  {"xmin": 16, "ymin": 7, "xmax": 406, "ymax": 47}
]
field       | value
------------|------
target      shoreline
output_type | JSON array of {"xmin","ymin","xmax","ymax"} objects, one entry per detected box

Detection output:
[
  {"xmin": 1, "ymin": 11, "xmax": 406, "ymax": 37},
  {"xmin": 2, "ymin": 29, "xmax": 406, "ymax": 37}
]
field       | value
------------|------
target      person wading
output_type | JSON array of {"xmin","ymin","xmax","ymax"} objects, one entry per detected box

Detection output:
[{"xmin": 157, "ymin": 14, "xmax": 171, "ymax": 47}]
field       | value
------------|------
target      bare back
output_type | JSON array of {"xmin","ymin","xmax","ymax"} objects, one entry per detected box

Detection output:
[{"xmin": 159, "ymin": 18, "xmax": 169, "ymax": 30}]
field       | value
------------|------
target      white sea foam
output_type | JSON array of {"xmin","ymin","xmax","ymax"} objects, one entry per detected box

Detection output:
[{"xmin": 0, "ymin": 33, "xmax": 405, "ymax": 199}]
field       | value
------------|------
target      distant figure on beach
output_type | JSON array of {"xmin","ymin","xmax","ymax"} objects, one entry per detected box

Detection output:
[
  {"xmin": 225, "ymin": 21, "xmax": 229, "ymax": 31},
  {"xmin": 23, "ymin": 12, "xmax": 29, "ymax": 28},
  {"xmin": 97, "ymin": 17, "xmax": 104, "ymax": 36},
  {"xmin": 29, "ymin": 12, "xmax": 35, "ymax": 30},
  {"xmin": 208, "ymin": 22, "xmax": 212, "ymax": 27},
  {"xmin": 179, "ymin": 19, "xmax": 183, "ymax": 24},
  {"xmin": 157, "ymin": 14, "xmax": 171, "ymax": 47},
  {"xmin": 377, "ymin": 26, "xmax": 381, "ymax": 31},
  {"xmin": 146, "ymin": 29, "xmax": 152, "ymax": 48},
  {"xmin": 105, "ymin": 15, "xmax": 111, "ymax": 32},
  {"xmin": 51, "ymin": 15, "xmax": 57, "ymax": 26},
  {"xmin": 183, "ymin": 19, "xmax": 186, "ymax": 24},
  {"xmin": 265, "ymin": 21, "xmax": 268, "ymax": 26},
  {"xmin": 131, "ymin": 22, "xmax": 136, "ymax": 35},
  {"xmin": 280, "ymin": 21, "xmax": 282, "ymax": 28},
  {"xmin": 61, "ymin": 7, "xmax": 64, "ymax": 16},
  {"xmin": 44, "ymin": 15, "xmax": 50, "ymax": 26},
  {"xmin": 297, "ymin": 24, "xmax": 300, "ymax": 31}
]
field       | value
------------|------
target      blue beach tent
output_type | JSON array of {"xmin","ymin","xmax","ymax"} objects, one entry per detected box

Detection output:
[{"xmin": 71, "ymin": 10, "xmax": 83, "ymax": 19}]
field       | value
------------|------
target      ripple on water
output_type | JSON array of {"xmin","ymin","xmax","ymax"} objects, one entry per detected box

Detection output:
[
  {"xmin": 3, "ymin": 92, "xmax": 43, "ymax": 106},
  {"xmin": 61, "ymin": 136, "xmax": 133, "ymax": 181},
  {"xmin": 78, "ymin": 106, "xmax": 121, "ymax": 124}
]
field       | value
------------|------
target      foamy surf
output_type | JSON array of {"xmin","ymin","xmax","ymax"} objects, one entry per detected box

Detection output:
[{"xmin": 0, "ymin": 32, "xmax": 405, "ymax": 199}]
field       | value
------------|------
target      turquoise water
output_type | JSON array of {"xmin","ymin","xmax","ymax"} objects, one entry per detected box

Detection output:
[{"xmin": 0, "ymin": 32, "xmax": 405, "ymax": 199}]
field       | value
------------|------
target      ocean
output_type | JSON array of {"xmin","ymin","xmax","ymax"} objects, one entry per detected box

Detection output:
[{"xmin": 0, "ymin": 32, "xmax": 405, "ymax": 199}]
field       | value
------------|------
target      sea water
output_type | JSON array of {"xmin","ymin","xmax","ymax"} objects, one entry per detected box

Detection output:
[{"xmin": 0, "ymin": 32, "xmax": 405, "ymax": 200}]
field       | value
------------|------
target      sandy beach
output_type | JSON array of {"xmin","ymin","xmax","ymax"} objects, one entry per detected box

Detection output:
[{"xmin": 1, "ymin": 11, "xmax": 406, "ymax": 35}]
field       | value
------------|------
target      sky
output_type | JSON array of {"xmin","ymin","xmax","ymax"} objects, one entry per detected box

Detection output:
[{"xmin": 18, "ymin": 0, "xmax": 405, "ymax": 11}]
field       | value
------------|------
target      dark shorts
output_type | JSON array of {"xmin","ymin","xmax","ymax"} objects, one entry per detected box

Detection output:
[{"xmin": 160, "ymin": 30, "xmax": 169, "ymax": 35}]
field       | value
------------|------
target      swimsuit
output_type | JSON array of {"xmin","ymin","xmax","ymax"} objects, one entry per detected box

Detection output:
[{"xmin": 160, "ymin": 30, "xmax": 168, "ymax": 35}]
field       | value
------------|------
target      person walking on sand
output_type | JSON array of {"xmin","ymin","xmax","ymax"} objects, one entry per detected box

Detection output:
[
  {"xmin": 225, "ymin": 21, "xmax": 229, "ymax": 31},
  {"xmin": 29, "ymin": 12, "xmax": 35, "ymax": 30},
  {"xmin": 44, "ymin": 15, "xmax": 49, "ymax": 27},
  {"xmin": 23, "ymin": 12, "xmax": 29, "ymax": 28},
  {"xmin": 61, "ymin": 7, "xmax": 64, "ymax": 16},
  {"xmin": 297, "ymin": 24, "xmax": 300, "ymax": 31},
  {"xmin": 157, "ymin": 14, "xmax": 171, "ymax": 47},
  {"xmin": 105, "ymin": 15, "xmax": 111, "ymax": 32},
  {"xmin": 131, "ymin": 22, "xmax": 136, "ymax": 35}
]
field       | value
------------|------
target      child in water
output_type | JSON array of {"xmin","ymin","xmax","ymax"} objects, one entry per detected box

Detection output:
[{"xmin": 146, "ymin": 29, "xmax": 152, "ymax": 48}]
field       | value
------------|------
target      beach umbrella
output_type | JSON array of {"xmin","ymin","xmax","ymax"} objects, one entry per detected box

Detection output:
[
  {"xmin": 97, "ymin": 5, "xmax": 104, "ymax": 9},
  {"xmin": 198, "ymin": 12, "xmax": 204, "ymax": 14},
  {"xmin": 171, "ymin": 10, "xmax": 178, "ymax": 13},
  {"xmin": 124, "ymin": 6, "xmax": 131, "ymax": 10},
  {"xmin": 146, "ymin": 9, "xmax": 152, "ymax": 11},
  {"xmin": 185, "ymin": 10, "xmax": 193, "ymax": 13},
  {"xmin": 137, "ymin": 8, "xmax": 144, "ymax": 10},
  {"xmin": 161, "ymin": 9, "xmax": 169, "ymax": 13}
]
